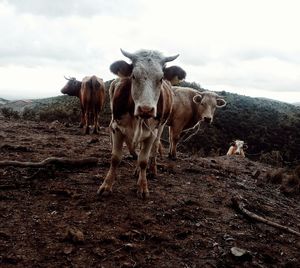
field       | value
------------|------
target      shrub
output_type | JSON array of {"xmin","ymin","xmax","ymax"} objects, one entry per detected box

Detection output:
[
  {"xmin": 22, "ymin": 107, "xmax": 38, "ymax": 121},
  {"xmin": 0, "ymin": 107, "xmax": 20, "ymax": 119}
]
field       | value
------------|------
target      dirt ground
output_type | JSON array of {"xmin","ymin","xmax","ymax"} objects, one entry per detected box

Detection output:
[{"xmin": 0, "ymin": 118, "xmax": 299, "ymax": 268}]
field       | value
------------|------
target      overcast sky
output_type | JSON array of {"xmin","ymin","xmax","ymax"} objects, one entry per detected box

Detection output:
[{"xmin": 0, "ymin": 0, "xmax": 299, "ymax": 103}]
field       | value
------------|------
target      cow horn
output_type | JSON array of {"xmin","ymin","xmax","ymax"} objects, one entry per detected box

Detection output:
[
  {"xmin": 64, "ymin": 76, "xmax": 72, "ymax": 81},
  {"xmin": 163, "ymin": 54, "xmax": 179, "ymax": 63},
  {"xmin": 120, "ymin": 49, "xmax": 136, "ymax": 61}
]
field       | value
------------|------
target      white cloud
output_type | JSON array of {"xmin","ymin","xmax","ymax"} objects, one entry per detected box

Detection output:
[
  {"xmin": 0, "ymin": 0, "xmax": 300, "ymax": 103},
  {"xmin": 1, "ymin": 0, "xmax": 140, "ymax": 17}
]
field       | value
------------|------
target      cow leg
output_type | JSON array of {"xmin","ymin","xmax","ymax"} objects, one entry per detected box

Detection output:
[
  {"xmin": 93, "ymin": 112, "xmax": 99, "ymax": 134},
  {"xmin": 79, "ymin": 106, "xmax": 84, "ymax": 128},
  {"xmin": 149, "ymin": 126, "xmax": 164, "ymax": 177},
  {"xmin": 168, "ymin": 126, "xmax": 181, "ymax": 160},
  {"xmin": 136, "ymin": 135, "xmax": 156, "ymax": 198},
  {"xmin": 125, "ymin": 137, "xmax": 138, "ymax": 160},
  {"xmin": 97, "ymin": 129, "xmax": 124, "ymax": 195},
  {"xmin": 84, "ymin": 111, "xmax": 90, "ymax": 134}
]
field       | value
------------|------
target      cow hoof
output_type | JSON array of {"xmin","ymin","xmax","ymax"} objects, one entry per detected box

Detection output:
[
  {"xmin": 168, "ymin": 154, "xmax": 177, "ymax": 161},
  {"xmin": 137, "ymin": 189, "xmax": 149, "ymax": 199},
  {"xmin": 97, "ymin": 184, "xmax": 112, "ymax": 196},
  {"xmin": 131, "ymin": 152, "xmax": 138, "ymax": 160},
  {"xmin": 148, "ymin": 172, "xmax": 157, "ymax": 179},
  {"xmin": 133, "ymin": 168, "xmax": 139, "ymax": 178}
]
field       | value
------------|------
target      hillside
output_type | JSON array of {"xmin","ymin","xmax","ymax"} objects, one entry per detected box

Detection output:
[
  {"xmin": 0, "ymin": 118, "xmax": 299, "ymax": 267},
  {"xmin": 179, "ymin": 90, "xmax": 300, "ymax": 166},
  {"xmin": 1, "ymin": 81, "xmax": 300, "ymax": 166}
]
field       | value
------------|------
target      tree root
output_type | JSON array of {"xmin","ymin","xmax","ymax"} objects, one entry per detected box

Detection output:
[
  {"xmin": 0, "ymin": 157, "xmax": 98, "ymax": 168},
  {"xmin": 231, "ymin": 196, "xmax": 300, "ymax": 237}
]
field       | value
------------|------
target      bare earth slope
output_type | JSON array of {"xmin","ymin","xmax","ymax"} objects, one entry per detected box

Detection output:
[{"xmin": 0, "ymin": 118, "xmax": 299, "ymax": 267}]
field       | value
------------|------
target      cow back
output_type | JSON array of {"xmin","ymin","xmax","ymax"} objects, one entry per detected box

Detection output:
[{"xmin": 80, "ymin": 76, "xmax": 106, "ymax": 111}]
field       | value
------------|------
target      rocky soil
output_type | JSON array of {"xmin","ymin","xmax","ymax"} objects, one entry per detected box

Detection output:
[{"xmin": 0, "ymin": 118, "xmax": 299, "ymax": 267}]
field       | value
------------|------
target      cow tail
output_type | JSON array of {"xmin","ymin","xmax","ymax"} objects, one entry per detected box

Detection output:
[{"xmin": 92, "ymin": 76, "xmax": 101, "ymax": 116}]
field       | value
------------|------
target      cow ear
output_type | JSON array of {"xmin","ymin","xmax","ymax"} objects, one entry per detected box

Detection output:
[
  {"xmin": 163, "ymin": 66, "xmax": 186, "ymax": 85},
  {"xmin": 193, "ymin": 94, "xmax": 203, "ymax": 104},
  {"xmin": 216, "ymin": 98, "xmax": 226, "ymax": 108},
  {"xmin": 110, "ymin": 60, "xmax": 133, "ymax": 77}
]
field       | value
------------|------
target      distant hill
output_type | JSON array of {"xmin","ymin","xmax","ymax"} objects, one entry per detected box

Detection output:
[
  {"xmin": 1, "ymin": 99, "xmax": 36, "ymax": 112},
  {"xmin": 293, "ymin": 102, "xmax": 300, "ymax": 106},
  {"xmin": 0, "ymin": 98, "xmax": 9, "ymax": 105}
]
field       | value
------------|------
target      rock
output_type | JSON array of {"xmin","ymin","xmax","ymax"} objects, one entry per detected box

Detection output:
[
  {"xmin": 63, "ymin": 245, "xmax": 73, "ymax": 255},
  {"xmin": 231, "ymin": 247, "xmax": 247, "ymax": 257},
  {"xmin": 121, "ymin": 262, "xmax": 135, "ymax": 268},
  {"xmin": 88, "ymin": 137, "xmax": 99, "ymax": 144},
  {"xmin": 252, "ymin": 170, "xmax": 261, "ymax": 179},
  {"xmin": 230, "ymin": 247, "xmax": 252, "ymax": 261},
  {"xmin": 64, "ymin": 227, "xmax": 85, "ymax": 243},
  {"xmin": 124, "ymin": 243, "xmax": 135, "ymax": 249},
  {"xmin": 49, "ymin": 120, "xmax": 62, "ymax": 129}
]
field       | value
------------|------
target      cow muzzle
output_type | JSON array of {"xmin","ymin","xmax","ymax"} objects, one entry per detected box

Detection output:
[
  {"xmin": 136, "ymin": 105, "xmax": 155, "ymax": 119},
  {"xmin": 203, "ymin": 117, "xmax": 212, "ymax": 124}
]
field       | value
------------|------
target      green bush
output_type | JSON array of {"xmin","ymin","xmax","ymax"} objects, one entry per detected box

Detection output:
[
  {"xmin": 0, "ymin": 107, "xmax": 20, "ymax": 119},
  {"xmin": 22, "ymin": 107, "xmax": 38, "ymax": 121}
]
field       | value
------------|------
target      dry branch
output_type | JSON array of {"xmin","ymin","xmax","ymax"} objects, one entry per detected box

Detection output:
[
  {"xmin": 0, "ymin": 157, "xmax": 98, "ymax": 168},
  {"xmin": 231, "ymin": 196, "xmax": 300, "ymax": 237}
]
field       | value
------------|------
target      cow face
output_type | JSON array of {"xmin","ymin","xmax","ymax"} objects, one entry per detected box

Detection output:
[
  {"xmin": 193, "ymin": 92, "xmax": 226, "ymax": 123},
  {"xmin": 61, "ymin": 77, "xmax": 82, "ymax": 97},
  {"xmin": 110, "ymin": 49, "xmax": 185, "ymax": 119},
  {"xmin": 234, "ymin": 140, "xmax": 244, "ymax": 154}
]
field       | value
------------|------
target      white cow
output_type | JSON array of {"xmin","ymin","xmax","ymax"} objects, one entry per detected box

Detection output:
[{"xmin": 227, "ymin": 140, "xmax": 246, "ymax": 157}]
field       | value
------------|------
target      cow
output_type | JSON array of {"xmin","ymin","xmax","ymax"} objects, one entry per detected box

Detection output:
[
  {"xmin": 167, "ymin": 87, "xmax": 227, "ymax": 160},
  {"xmin": 226, "ymin": 140, "xmax": 247, "ymax": 157},
  {"xmin": 61, "ymin": 75, "xmax": 106, "ymax": 134},
  {"xmin": 97, "ymin": 49, "xmax": 186, "ymax": 198}
]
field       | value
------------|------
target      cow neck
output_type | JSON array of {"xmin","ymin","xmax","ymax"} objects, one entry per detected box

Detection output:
[
  {"xmin": 112, "ymin": 78, "xmax": 134, "ymax": 120},
  {"xmin": 73, "ymin": 80, "xmax": 82, "ymax": 97},
  {"xmin": 155, "ymin": 80, "xmax": 173, "ymax": 125},
  {"xmin": 185, "ymin": 95, "xmax": 201, "ymax": 128}
]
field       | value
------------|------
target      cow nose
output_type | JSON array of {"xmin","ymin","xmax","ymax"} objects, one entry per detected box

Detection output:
[
  {"xmin": 137, "ymin": 105, "xmax": 155, "ymax": 118},
  {"xmin": 203, "ymin": 117, "xmax": 211, "ymax": 123}
]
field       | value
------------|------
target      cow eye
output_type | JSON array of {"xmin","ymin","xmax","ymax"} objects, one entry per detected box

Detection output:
[{"xmin": 132, "ymin": 74, "xmax": 136, "ymax": 80}]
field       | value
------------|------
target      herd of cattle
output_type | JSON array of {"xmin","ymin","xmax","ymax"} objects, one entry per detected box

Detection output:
[{"xmin": 60, "ymin": 49, "xmax": 246, "ymax": 197}]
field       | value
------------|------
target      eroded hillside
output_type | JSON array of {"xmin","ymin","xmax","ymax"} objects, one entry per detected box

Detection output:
[{"xmin": 0, "ymin": 118, "xmax": 299, "ymax": 267}]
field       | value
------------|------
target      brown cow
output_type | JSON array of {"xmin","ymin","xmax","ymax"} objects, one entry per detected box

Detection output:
[
  {"xmin": 167, "ymin": 87, "xmax": 226, "ymax": 159},
  {"xmin": 61, "ymin": 75, "xmax": 106, "ymax": 134},
  {"xmin": 97, "ymin": 49, "xmax": 186, "ymax": 198}
]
